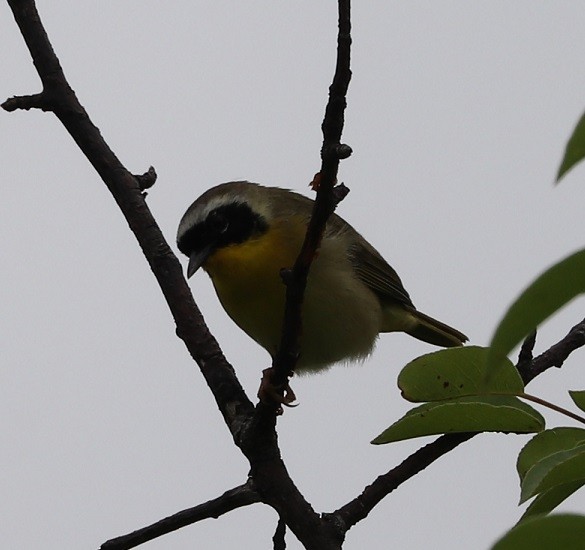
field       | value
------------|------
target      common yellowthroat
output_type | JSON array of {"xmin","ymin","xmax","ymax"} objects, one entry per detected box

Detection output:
[{"xmin": 177, "ymin": 181, "xmax": 467, "ymax": 373}]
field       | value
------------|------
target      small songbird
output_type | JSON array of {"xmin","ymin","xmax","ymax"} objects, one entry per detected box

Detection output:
[{"xmin": 177, "ymin": 181, "xmax": 467, "ymax": 374}]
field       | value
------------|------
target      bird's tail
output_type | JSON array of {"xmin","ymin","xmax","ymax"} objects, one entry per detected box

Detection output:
[{"xmin": 407, "ymin": 310, "xmax": 468, "ymax": 348}]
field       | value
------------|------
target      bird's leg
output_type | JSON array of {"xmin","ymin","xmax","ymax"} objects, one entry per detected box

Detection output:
[{"xmin": 258, "ymin": 367, "xmax": 297, "ymax": 415}]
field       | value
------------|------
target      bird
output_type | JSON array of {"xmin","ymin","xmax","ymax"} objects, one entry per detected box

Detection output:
[{"xmin": 177, "ymin": 181, "xmax": 467, "ymax": 375}]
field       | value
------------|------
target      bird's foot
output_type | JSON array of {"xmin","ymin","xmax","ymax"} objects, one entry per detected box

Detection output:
[{"xmin": 258, "ymin": 367, "xmax": 298, "ymax": 415}]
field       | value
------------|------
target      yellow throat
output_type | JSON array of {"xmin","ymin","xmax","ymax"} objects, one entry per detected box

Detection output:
[{"xmin": 203, "ymin": 218, "xmax": 305, "ymax": 355}]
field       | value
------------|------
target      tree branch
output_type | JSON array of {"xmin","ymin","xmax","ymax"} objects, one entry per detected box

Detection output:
[
  {"xmin": 3, "ymin": 0, "xmax": 254, "ymax": 439},
  {"xmin": 332, "ymin": 432, "xmax": 474, "ymax": 530},
  {"xmin": 272, "ymin": 516, "xmax": 287, "ymax": 550},
  {"xmin": 2, "ymin": 92, "xmax": 47, "ymax": 111},
  {"xmin": 100, "ymin": 482, "xmax": 261, "ymax": 550},
  {"xmin": 523, "ymin": 318, "xmax": 585, "ymax": 383},
  {"xmin": 270, "ymin": 0, "xmax": 352, "ymax": 389}
]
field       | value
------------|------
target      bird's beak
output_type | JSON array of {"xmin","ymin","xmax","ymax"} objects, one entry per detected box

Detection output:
[{"xmin": 187, "ymin": 244, "xmax": 214, "ymax": 278}]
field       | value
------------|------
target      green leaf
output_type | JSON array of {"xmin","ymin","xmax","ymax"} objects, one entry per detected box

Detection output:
[
  {"xmin": 520, "ymin": 444, "xmax": 585, "ymax": 504},
  {"xmin": 569, "ymin": 390, "xmax": 585, "ymax": 413},
  {"xmin": 557, "ymin": 110, "xmax": 585, "ymax": 182},
  {"xmin": 492, "ymin": 514, "xmax": 585, "ymax": 550},
  {"xmin": 398, "ymin": 346, "xmax": 523, "ymax": 402},
  {"xmin": 517, "ymin": 428, "xmax": 585, "ymax": 481},
  {"xmin": 372, "ymin": 395, "xmax": 544, "ymax": 445},
  {"xmin": 519, "ymin": 481, "xmax": 585, "ymax": 521},
  {"xmin": 487, "ymin": 249, "xmax": 585, "ymax": 380}
]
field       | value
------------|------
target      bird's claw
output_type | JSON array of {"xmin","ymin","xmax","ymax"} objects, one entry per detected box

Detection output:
[{"xmin": 258, "ymin": 367, "xmax": 298, "ymax": 415}]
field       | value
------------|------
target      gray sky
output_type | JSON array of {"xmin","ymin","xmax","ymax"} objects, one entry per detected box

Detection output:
[{"xmin": 3, "ymin": 2, "xmax": 585, "ymax": 549}]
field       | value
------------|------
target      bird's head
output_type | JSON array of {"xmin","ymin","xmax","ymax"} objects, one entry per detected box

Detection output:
[{"xmin": 176, "ymin": 181, "xmax": 271, "ymax": 277}]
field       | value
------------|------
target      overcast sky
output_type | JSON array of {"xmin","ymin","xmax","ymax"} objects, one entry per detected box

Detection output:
[{"xmin": 3, "ymin": 2, "xmax": 585, "ymax": 549}]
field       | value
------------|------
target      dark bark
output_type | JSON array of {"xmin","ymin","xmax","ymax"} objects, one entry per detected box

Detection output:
[{"xmin": 100, "ymin": 483, "xmax": 260, "ymax": 550}]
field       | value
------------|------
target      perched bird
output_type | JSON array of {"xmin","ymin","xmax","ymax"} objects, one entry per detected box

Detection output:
[{"xmin": 177, "ymin": 181, "xmax": 467, "ymax": 374}]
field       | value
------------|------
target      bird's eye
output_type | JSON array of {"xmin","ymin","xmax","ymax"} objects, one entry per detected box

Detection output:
[{"xmin": 208, "ymin": 211, "xmax": 229, "ymax": 234}]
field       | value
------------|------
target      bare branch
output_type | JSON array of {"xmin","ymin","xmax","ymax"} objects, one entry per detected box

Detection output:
[
  {"xmin": 273, "ymin": 516, "xmax": 287, "ymax": 550},
  {"xmin": 517, "ymin": 330, "xmax": 537, "ymax": 370},
  {"xmin": 268, "ymin": 0, "xmax": 353, "ymax": 396},
  {"xmin": 4, "ymin": 0, "xmax": 254, "ymax": 435},
  {"xmin": 2, "ymin": 93, "xmax": 47, "ymax": 111},
  {"xmin": 523, "ymin": 317, "xmax": 585, "ymax": 383},
  {"xmin": 100, "ymin": 482, "xmax": 261, "ymax": 550},
  {"xmin": 332, "ymin": 432, "xmax": 474, "ymax": 530}
]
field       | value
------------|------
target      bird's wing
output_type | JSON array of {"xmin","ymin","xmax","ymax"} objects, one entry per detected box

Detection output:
[
  {"xmin": 267, "ymin": 188, "xmax": 414, "ymax": 307},
  {"xmin": 348, "ymin": 238, "xmax": 414, "ymax": 308}
]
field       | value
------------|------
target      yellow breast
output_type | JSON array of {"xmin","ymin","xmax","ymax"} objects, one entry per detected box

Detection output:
[{"xmin": 203, "ymin": 219, "xmax": 305, "ymax": 355}]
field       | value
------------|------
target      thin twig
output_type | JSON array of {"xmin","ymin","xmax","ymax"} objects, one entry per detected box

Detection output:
[
  {"xmin": 523, "ymin": 318, "xmax": 585, "ymax": 383},
  {"xmin": 3, "ymin": 0, "xmax": 254, "ymax": 431},
  {"xmin": 517, "ymin": 330, "xmax": 537, "ymax": 369},
  {"xmin": 273, "ymin": 516, "xmax": 287, "ymax": 550},
  {"xmin": 270, "ymin": 0, "xmax": 352, "ymax": 389},
  {"xmin": 100, "ymin": 483, "xmax": 261, "ymax": 550},
  {"xmin": 332, "ymin": 432, "xmax": 474, "ymax": 530}
]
